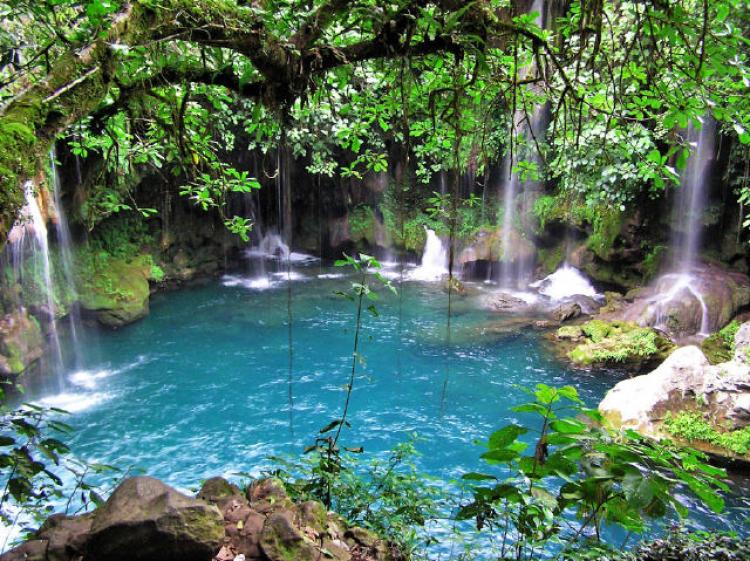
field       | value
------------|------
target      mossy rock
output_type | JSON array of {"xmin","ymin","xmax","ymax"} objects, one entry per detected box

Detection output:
[
  {"xmin": 76, "ymin": 253, "xmax": 154, "ymax": 328},
  {"xmin": 568, "ymin": 320, "xmax": 674, "ymax": 367},
  {"xmin": 701, "ymin": 320, "xmax": 741, "ymax": 365},
  {"xmin": 0, "ymin": 310, "xmax": 43, "ymax": 376},
  {"xmin": 556, "ymin": 325, "xmax": 583, "ymax": 340}
]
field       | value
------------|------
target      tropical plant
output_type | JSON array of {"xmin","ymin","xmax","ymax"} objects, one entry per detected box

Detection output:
[{"xmin": 458, "ymin": 384, "xmax": 729, "ymax": 560}]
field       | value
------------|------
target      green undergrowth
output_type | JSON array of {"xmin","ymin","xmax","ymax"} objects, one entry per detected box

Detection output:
[
  {"xmin": 701, "ymin": 320, "xmax": 740, "ymax": 364},
  {"xmin": 534, "ymin": 193, "xmax": 622, "ymax": 258},
  {"xmin": 663, "ymin": 411, "xmax": 750, "ymax": 456}
]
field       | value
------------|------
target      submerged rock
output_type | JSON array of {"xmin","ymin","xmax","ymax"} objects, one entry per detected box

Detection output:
[
  {"xmin": 0, "ymin": 309, "xmax": 43, "ymax": 376},
  {"xmin": 86, "ymin": 476, "xmax": 224, "ymax": 561},
  {"xmin": 599, "ymin": 323, "xmax": 750, "ymax": 464}
]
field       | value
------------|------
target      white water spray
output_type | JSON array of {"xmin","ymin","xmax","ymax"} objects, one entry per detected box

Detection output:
[{"xmin": 409, "ymin": 229, "xmax": 449, "ymax": 281}]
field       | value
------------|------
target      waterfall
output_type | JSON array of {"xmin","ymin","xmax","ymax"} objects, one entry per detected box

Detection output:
[
  {"xmin": 673, "ymin": 116, "xmax": 716, "ymax": 272},
  {"xmin": 50, "ymin": 148, "xmax": 83, "ymax": 366},
  {"xmin": 7, "ymin": 182, "xmax": 64, "ymax": 385},
  {"xmin": 497, "ymin": 0, "xmax": 547, "ymax": 288},
  {"xmin": 645, "ymin": 115, "xmax": 716, "ymax": 337},
  {"xmin": 409, "ymin": 229, "xmax": 449, "ymax": 281}
]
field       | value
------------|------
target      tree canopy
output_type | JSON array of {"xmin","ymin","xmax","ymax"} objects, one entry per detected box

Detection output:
[{"xmin": 0, "ymin": 0, "xmax": 748, "ymax": 241}]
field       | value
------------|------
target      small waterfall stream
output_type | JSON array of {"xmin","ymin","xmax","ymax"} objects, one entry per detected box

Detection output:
[
  {"xmin": 410, "ymin": 229, "xmax": 449, "ymax": 281},
  {"xmin": 7, "ymin": 181, "xmax": 65, "ymax": 386},
  {"xmin": 50, "ymin": 148, "xmax": 84, "ymax": 366},
  {"xmin": 498, "ymin": 0, "xmax": 547, "ymax": 288},
  {"xmin": 647, "ymin": 116, "xmax": 716, "ymax": 336}
]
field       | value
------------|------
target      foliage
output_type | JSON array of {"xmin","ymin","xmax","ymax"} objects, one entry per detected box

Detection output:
[
  {"xmin": 562, "ymin": 531, "xmax": 750, "ymax": 561},
  {"xmin": 0, "ymin": 395, "xmax": 117, "ymax": 544},
  {"xmin": 348, "ymin": 205, "xmax": 377, "ymax": 243},
  {"xmin": 272, "ymin": 437, "xmax": 444, "ymax": 557},
  {"xmin": 701, "ymin": 320, "xmax": 740, "ymax": 364},
  {"xmin": 458, "ymin": 384, "xmax": 730, "ymax": 561},
  {"xmin": 300, "ymin": 253, "xmax": 396, "ymax": 512},
  {"xmin": 663, "ymin": 411, "xmax": 750, "ymax": 456}
]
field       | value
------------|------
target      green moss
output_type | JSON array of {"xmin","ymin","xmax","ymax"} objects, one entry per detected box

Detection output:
[
  {"xmin": 568, "ymin": 320, "xmax": 673, "ymax": 366},
  {"xmin": 701, "ymin": 320, "xmax": 740, "ymax": 365},
  {"xmin": 587, "ymin": 207, "xmax": 623, "ymax": 259},
  {"xmin": 75, "ymin": 247, "xmax": 152, "ymax": 327},
  {"xmin": 348, "ymin": 205, "xmax": 376, "ymax": 244},
  {"xmin": 556, "ymin": 325, "xmax": 583, "ymax": 340},
  {"xmin": 663, "ymin": 411, "xmax": 750, "ymax": 456},
  {"xmin": 537, "ymin": 245, "xmax": 565, "ymax": 274},
  {"xmin": 642, "ymin": 244, "xmax": 667, "ymax": 280}
]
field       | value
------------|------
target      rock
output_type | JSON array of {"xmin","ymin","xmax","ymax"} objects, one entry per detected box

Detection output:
[
  {"xmin": 552, "ymin": 302, "xmax": 581, "ymax": 323},
  {"xmin": 556, "ymin": 325, "xmax": 583, "ymax": 340},
  {"xmin": 36, "ymin": 513, "xmax": 94, "ymax": 561},
  {"xmin": 198, "ymin": 477, "xmax": 243, "ymax": 507},
  {"xmin": 565, "ymin": 320, "xmax": 673, "ymax": 368},
  {"xmin": 487, "ymin": 292, "xmax": 530, "ymax": 313},
  {"xmin": 733, "ymin": 321, "xmax": 750, "ymax": 364},
  {"xmin": 0, "ymin": 540, "xmax": 47, "ymax": 561},
  {"xmin": 77, "ymin": 254, "xmax": 153, "ymax": 328},
  {"xmin": 613, "ymin": 263, "xmax": 750, "ymax": 338},
  {"xmin": 458, "ymin": 227, "xmax": 535, "ymax": 269},
  {"xmin": 0, "ymin": 309, "xmax": 43, "ymax": 376},
  {"xmin": 247, "ymin": 478, "xmax": 293, "ymax": 514},
  {"xmin": 259, "ymin": 512, "xmax": 319, "ymax": 561},
  {"xmin": 86, "ymin": 476, "xmax": 224, "ymax": 561},
  {"xmin": 599, "ymin": 341, "xmax": 750, "ymax": 462}
]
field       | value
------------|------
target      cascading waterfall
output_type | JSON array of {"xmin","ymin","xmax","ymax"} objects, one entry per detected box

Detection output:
[
  {"xmin": 410, "ymin": 228, "xmax": 449, "ymax": 281},
  {"xmin": 7, "ymin": 182, "xmax": 65, "ymax": 386},
  {"xmin": 50, "ymin": 148, "xmax": 84, "ymax": 366},
  {"xmin": 647, "ymin": 116, "xmax": 716, "ymax": 336},
  {"xmin": 498, "ymin": 0, "xmax": 547, "ymax": 288}
]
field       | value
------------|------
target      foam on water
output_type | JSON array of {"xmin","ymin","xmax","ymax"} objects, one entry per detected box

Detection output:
[
  {"xmin": 409, "ymin": 229, "xmax": 449, "ymax": 281},
  {"xmin": 35, "ymin": 391, "xmax": 113, "ymax": 413},
  {"xmin": 531, "ymin": 264, "xmax": 599, "ymax": 300}
]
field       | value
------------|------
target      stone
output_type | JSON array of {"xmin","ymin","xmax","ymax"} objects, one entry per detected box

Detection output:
[
  {"xmin": 86, "ymin": 476, "xmax": 224, "ymax": 561},
  {"xmin": 0, "ymin": 309, "xmax": 43, "ymax": 376},
  {"xmin": 612, "ymin": 263, "xmax": 750, "ymax": 339},
  {"xmin": 487, "ymin": 292, "xmax": 529, "ymax": 313},
  {"xmin": 0, "ymin": 540, "xmax": 47, "ymax": 561},
  {"xmin": 36, "ymin": 513, "xmax": 94, "ymax": 561},
  {"xmin": 77, "ymin": 254, "xmax": 152, "ymax": 328},
  {"xmin": 552, "ymin": 302, "xmax": 581, "ymax": 323},
  {"xmin": 198, "ymin": 477, "xmax": 243, "ymax": 507},
  {"xmin": 259, "ymin": 512, "xmax": 319, "ymax": 561},
  {"xmin": 599, "ymin": 340, "xmax": 750, "ymax": 461}
]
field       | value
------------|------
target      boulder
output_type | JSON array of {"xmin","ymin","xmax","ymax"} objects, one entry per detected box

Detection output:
[
  {"xmin": 0, "ymin": 309, "xmax": 43, "ymax": 376},
  {"xmin": 77, "ymin": 254, "xmax": 153, "ymax": 328},
  {"xmin": 259, "ymin": 512, "xmax": 320, "ymax": 561},
  {"xmin": 486, "ymin": 292, "xmax": 531, "ymax": 313},
  {"xmin": 36, "ymin": 513, "xmax": 94, "ymax": 561},
  {"xmin": 551, "ymin": 302, "xmax": 581, "ymax": 323},
  {"xmin": 86, "ymin": 476, "xmax": 224, "ymax": 561},
  {"xmin": 612, "ymin": 263, "xmax": 750, "ymax": 338},
  {"xmin": 599, "ymin": 329, "xmax": 750, "ymax": 463}
]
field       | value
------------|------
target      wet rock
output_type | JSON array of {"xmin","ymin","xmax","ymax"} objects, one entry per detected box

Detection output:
[
  {"xmin": 86, "ymin": 476, "xmax": 224, "ymax": 561},
  {"xmin": 613, "ymin": 263, "xmax": 750, "ymax": 338},
  {"xmin": 77, "ymin": 255, "xmax": 153, "ymax": 328},
  {"xmin": 563, "ymin": 320, "xmax": 673, "ymax": 368},
  {"xmin": 487, "ymin": 292, "xmax": 530, "ymax": 313},
  {"xmin": 0, "ymin": 309, "xmax": 43, "ymax": 376},
  {"xmin": 552, "ymin": 301, "xmax": 581, "ymax": 323}
]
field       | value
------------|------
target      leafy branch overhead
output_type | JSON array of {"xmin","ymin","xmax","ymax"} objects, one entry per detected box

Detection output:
[{"xmin": 1, "ymin": 0, "xmax": 749, "ymax": 242}]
